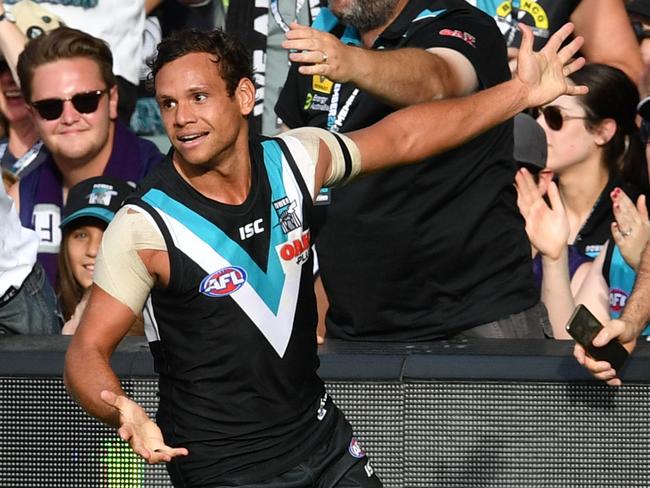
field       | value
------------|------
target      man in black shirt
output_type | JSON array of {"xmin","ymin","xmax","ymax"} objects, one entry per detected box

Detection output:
[{"xmin": 277, "ymin": 0, "xmax": 550, "ymax": 341}]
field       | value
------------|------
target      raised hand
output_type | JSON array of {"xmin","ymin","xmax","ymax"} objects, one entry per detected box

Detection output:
[
  {"xmin": 611, "ymin": 190, "xmax": 650, "ymax": 271},
  {"xmin": 283, "ymin": 22, "xmax": 355, "ymax": 82},
  {"xmin": 515, "ymin": 167, "xmax": 568, "ymax": 260},
  {"xmin": 515, "ymin": 23, "xmax": 588, "ymax": 109},
  {"xmin": 100, "ymin": 390, "xmax": 189, "ymax": 464}
]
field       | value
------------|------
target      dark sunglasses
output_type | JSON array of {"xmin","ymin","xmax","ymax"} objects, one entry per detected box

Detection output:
[
  {"xmin": 531, "ymin": 105, "xmax": 588, "ymax": 131},
  {"xmin": 31, "ymin": 89, "xmax": 107, "ymax": 120}
]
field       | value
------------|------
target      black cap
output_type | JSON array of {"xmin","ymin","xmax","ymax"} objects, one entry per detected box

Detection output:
[
  {"xmin": 627, "ymin": 0, "xmax": 650, "ymax": 19},
  {"xmin": 60, "ymin": 176, "xmax": 134, "ymax": 230},
  {"xmin": 514, "ymin": 113, "xmax": 547, "ymax": 172}
]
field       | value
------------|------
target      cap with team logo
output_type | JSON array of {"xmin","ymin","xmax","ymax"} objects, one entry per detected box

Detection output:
[{"xmin": 60, "ymin": 176, "xmax": 134, "ymax": 230}]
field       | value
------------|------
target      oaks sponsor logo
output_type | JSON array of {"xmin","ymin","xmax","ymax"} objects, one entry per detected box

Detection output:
[{"xmin": 277, "ymin": 230, "xmax": 310, "ymax": 266}]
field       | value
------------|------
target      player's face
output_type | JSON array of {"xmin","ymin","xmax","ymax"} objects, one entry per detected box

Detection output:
[
  {"xmin": 66, "ymin": 223, "xmax": 105, "ymax": 289},
  {"xmin": 29, "ymin": 57, "xmax": 117, "ymax": 164},
  {"xmin": 155, "ymin": 52, "xmax": 254, "ymax": 169},
  {"xmin": 329, "ymin": 0, "xmax": 400, "ymax": 31}
]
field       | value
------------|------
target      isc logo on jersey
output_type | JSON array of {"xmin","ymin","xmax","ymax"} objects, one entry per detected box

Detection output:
[
  {"xmin": 200, "ymin": 266, "xmax": 247, "ymax": 297},
  {"xmin": 609, "ymin": 288, "xmax": 628, "ymax": 313}
]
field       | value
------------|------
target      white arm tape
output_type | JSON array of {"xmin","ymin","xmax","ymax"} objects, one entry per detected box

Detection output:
[
  {"xmin": 94, "ymin": 207, "xmax": 166, "ymax": 315},
  {"xmin": 282, "ymin": 127, "xmax": 361, "ymax": 187}
]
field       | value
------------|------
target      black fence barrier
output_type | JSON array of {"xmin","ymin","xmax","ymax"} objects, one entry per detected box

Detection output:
[{"xmin": 1, "ymin": 336, "xmax": 650, "ymax": 487}]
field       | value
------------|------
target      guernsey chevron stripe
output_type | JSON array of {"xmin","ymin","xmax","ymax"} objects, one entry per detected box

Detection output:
[
  {"xmin": 145, "ymin": 200, "xmax": 301, "ymax": 357},
  {"xmin": 139, "ymin": 141, "xmax": 308, "ymax": 357}
]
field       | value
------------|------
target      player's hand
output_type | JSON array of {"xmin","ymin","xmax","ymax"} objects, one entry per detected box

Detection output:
[
  {"xmin": 100, "ymin": 390, "xmax": 189, "ymax": 464},
  {"xmin": 283, "ymin": 22, "xmax": 357, "ymax": 82},
  {"xmin": 515, "ymin": 22, "xmax": 588, "ymax": 108},
  {"xmin": 611, "ymin": 191, "xmax": 650, "ymax": 272},
  {"xmin": 573, "ymin": 319, "xmax": 638, "ymax": 386}
]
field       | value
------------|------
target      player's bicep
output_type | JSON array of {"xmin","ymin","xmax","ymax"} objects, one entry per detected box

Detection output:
[{"xmin": 93, "ymin": 207, "xmax": 160, "ymax": 315}]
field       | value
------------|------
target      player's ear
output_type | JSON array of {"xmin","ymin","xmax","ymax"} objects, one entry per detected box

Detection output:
[{"xmin": 236, "ymin": 78, "xmax": 255, "ymax": 117}]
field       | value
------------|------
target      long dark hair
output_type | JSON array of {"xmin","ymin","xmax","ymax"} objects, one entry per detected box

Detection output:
[
  {"xmin": 569, "ymin": 64, "xmax": 648, "ymax": 193},
  {"xmin": 56, "ymin": 218, "xmax": 107, "ymax": 321}
]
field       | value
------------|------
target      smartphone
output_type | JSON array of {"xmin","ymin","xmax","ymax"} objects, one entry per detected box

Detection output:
[{"xmin": 565, "ymin": 304, "xmax": 629, "ymax": 371}]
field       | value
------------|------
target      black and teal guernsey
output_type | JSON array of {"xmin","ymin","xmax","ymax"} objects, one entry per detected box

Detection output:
[{"xmin": 130, "ymin": 137, "xmax": 336, "ymax": 487}]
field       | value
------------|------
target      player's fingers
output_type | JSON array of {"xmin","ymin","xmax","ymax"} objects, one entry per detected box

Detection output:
[
  {"xmin": 117, "ymin": 425, "xmax": 133, "ymax": 442},
  {"xmin": 154, "ymin": 446, "xmax": 189, "ymax": 458},
  {"xmin": 100, "ymin": 389, "xmax": 119, "ymax": 407}
]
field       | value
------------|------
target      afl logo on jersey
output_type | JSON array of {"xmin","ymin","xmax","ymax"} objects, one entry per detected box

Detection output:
[
  {"xmin": 200, "ymin": 266, "xmax": 247, "ymax": 297},
  {"xmin": 609, "ymin": 288, "xmax": 628, "ymax": 313},
  {"xmin": 348, "ymin": 438, "xmax": 365, "ymax": 459}
]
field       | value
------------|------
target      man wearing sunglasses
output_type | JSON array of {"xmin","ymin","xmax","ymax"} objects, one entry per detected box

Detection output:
[{"xmin": 7, "ymin": 27, "xmax": 164, "ymax": 287}]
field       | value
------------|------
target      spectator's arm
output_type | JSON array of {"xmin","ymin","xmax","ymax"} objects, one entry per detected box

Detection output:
[
  {"xmin": 571, "ymin": 0, "xmax": 643, "ymax": 84},
  {"xmin": 284, "ymin": 22, "xmax": 478, "ymax": 108},
  {"xmin": 0, "ymin": 1, "xmax": 27, "ymax": 86}
]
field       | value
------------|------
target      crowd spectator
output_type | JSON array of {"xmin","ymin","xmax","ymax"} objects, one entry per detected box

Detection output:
[
  {"xmin": 470, "ymin": 0, "xmax": 644, "ymax": 84},
  {"xmin": 0, "ymin": 179, "xmax": 59, "ymax": 334},
  {"xmin": 0, "ymin": 1, "xmax": 63, "ymax": 180},
  {"xmin": 3, "ymin": 0, "xmax": 152, "ymax": 123},
  {"xmin": 276, "ymin": 0, "xmax": 549, "ymax": 341},
  {"xmin": 517, "ymin": 167, "xmax": 650, "ymax": 338},
  {"xmin": 532, "ymin": 63, "xmax": 645, "ymax": 257},
  {"xmin": 57, "ymin": 176, "xmax": 142, "ymax": 336},
  {"xmin": 8, "ymin": 27, "xmax": 163, "ymax": 286}
]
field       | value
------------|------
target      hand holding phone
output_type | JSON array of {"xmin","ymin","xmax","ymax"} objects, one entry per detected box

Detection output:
[{"xmin": 566, "ymin": 304, "xmax": 629, "ymax": 371}]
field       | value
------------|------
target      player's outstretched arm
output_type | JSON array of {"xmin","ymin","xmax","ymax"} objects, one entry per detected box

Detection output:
[
  {"xmin": 346, "ymin": 23, "xmax": 587, "ymax": 175},
  {"xmin": 65, "ymin": 284, "xmax": 189, "ymax": 463}
]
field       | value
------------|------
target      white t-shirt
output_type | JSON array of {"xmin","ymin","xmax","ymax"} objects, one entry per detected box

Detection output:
[
  {"xmin": 0, "ymin": 184, "xmax": 38, "ymax": 294},
  {"xmin": 26, "ymin": 0, "xmax": 146, "ymax": 86}
]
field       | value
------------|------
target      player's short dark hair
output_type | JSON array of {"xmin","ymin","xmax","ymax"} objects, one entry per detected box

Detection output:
[
  {"xmin": 149, "ymin": 28, "xmax": 253, "ymax": 97},
  {"xmin": 17, "ymin": 26, "xmax": 116, "ymax": 103}
]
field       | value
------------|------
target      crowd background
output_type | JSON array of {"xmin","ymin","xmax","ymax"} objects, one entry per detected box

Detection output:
[{"xmin": 0, "ymin": 0, "xmax": 649, "ymax": 348}]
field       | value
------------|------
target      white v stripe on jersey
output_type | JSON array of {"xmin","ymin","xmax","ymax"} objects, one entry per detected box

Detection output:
[{"xmin": 151, "ymin": 207, "xmax": 301, "ymax": 358}]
